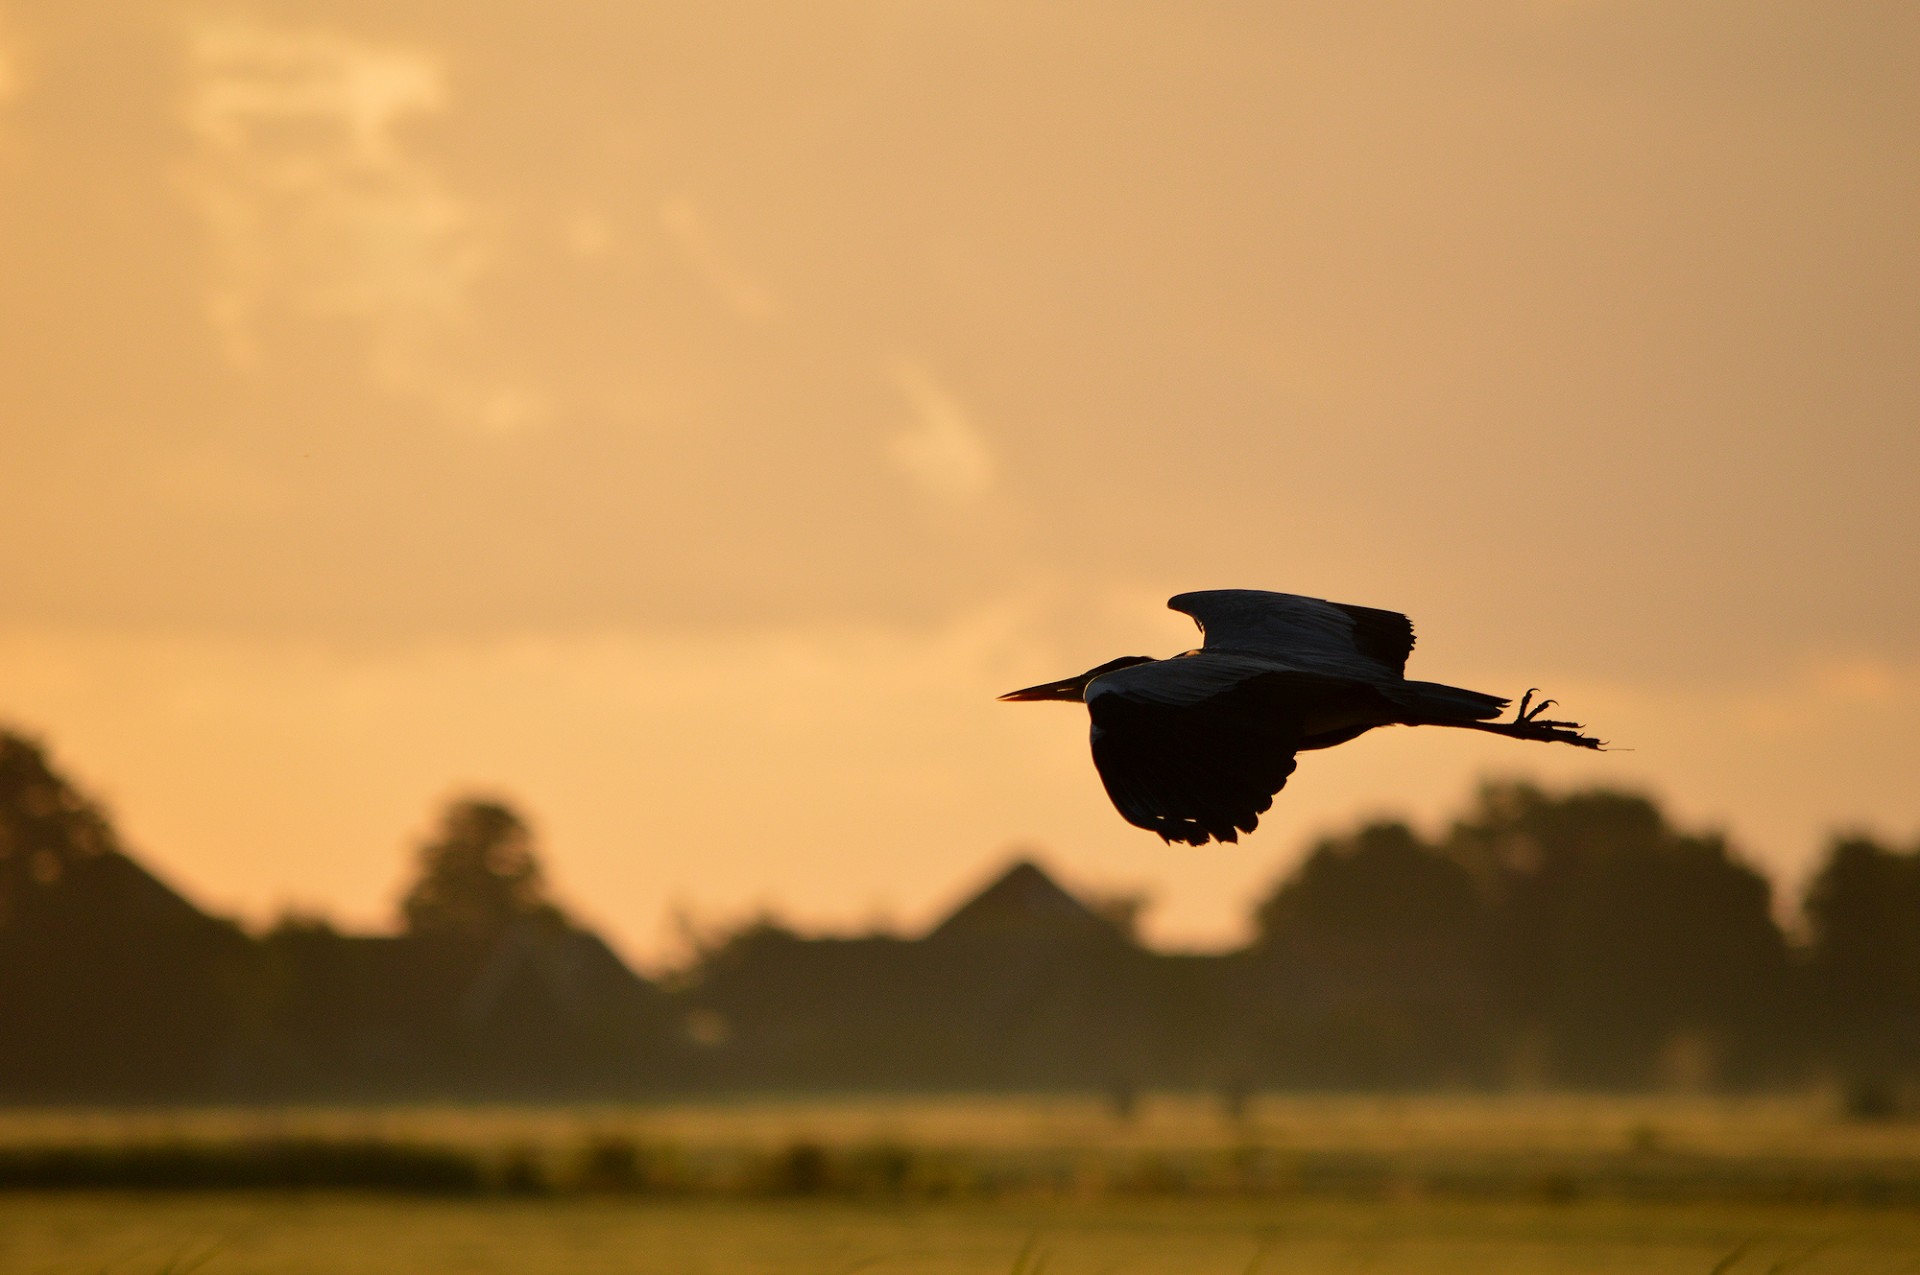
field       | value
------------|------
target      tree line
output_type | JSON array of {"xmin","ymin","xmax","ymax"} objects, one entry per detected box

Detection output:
[{"xmin": 0, "ymin": 726, "xmax": 1915, "ymax": 1099}]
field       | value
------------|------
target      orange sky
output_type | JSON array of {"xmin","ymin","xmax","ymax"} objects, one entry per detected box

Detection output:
[{"xmin": 1, "ymin": 2, "xmax": 1915, "ymax": 965}]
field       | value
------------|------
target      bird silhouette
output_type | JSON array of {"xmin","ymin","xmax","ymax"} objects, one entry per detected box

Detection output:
[{"xmin": 1000, "ymin": 589, "xmax": 1601, "ymax": 846}]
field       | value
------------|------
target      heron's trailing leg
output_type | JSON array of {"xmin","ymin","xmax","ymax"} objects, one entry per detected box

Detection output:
[
  {"xmin": 1429, "ymin": 687, "xmax": 1604, "ymax": 750},
  {"xmin": 1479, "ymin": 687, "xmax": 1601, "ymax": 748}
]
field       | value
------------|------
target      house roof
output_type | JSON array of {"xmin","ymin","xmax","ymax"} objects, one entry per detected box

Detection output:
[{"xmin": 927, "ymin": 859, "xmax": 1113, "ymax": 943}]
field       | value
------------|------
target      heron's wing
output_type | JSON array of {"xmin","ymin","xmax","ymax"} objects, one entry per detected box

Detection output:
[
  {"xmin": 1168, "ymin": 590, "xmax": 1414, "ymax": 679},
  {"xmin": 1086, "ymin": 661, "xmax": 1317, "ymax": 847}
]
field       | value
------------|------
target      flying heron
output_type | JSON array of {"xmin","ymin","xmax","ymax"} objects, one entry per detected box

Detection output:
[{"xmin": 1000, "ymin": 589, "xmax": 1601, "ymax": 846}]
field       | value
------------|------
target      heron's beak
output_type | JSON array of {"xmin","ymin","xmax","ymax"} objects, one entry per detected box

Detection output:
[{"xmin": 997, "ymin": 677, "xmax": 1084, "ymax": 702}]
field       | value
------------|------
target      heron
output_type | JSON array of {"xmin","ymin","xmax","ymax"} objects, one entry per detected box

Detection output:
[{"xmin": 999, "ymin": 589, "xmax": 1601, "ymax": 846}]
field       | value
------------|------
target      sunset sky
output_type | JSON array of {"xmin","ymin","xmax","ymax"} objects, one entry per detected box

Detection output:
[{"xmin": 2, "ymin": 1, "xmax": 1915, "ymax": 965}]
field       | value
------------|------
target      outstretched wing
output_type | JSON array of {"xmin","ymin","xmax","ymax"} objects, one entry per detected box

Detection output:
[
  {"xmin": 1086, "ymin": 661, "xmax": 1314, "ymax": 846},
  {"xmin": 1168, "ymin": 589, "xmax": 1414, "ymax": 680}
]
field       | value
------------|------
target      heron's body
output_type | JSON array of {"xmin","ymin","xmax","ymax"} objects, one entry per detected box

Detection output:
[{"xmin": 1001, "ymin": 589, "xmax": 1600, "ymax": 846}]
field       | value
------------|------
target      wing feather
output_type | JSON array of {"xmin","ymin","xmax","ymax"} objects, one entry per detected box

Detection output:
[{"xmin": 1168, "ymin": 590, "xmax": 1414, "ymax": 679}]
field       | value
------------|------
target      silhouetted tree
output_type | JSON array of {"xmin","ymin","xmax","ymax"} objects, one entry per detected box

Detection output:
[
  {"xmin": 1247, "ymin": 821, "xmax": 1495, "ymax": 1085},
  {"xmin": 0, "ymin": 731, "xmax": 117, "ymax": 925},
  {"xmin": 0, "ymin": 729, "xmax": 252, "ymax": 1097},
  {"xmin": 399, "ymin": 798, "xmax": 558, "ymax": 942},
  {"xmin": 1803, "ymin": 834, "xmax": 1920, "ymax": 1076},
  {"xmin": 379, "ymin": 796, "xmax": 678, "ymax": 1095},
  {"xmin": 1256, "ymin": 821, "xmax": 1484, "ymax": 956},
  {"xmin": 1444, "ymin": 782, "xmax": 1790, "ymax": 1086}
]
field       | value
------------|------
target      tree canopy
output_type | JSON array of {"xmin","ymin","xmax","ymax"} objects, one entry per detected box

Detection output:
[
  {"xmin": 399, "ymin": 798, "xmax": 559, "ymax": 942},
  {"xmin": 0, "ymin": 732, "xmax": 118, "ymax": 926},
  {"xmin": 1804, "ymin": 834, "xmax": 1920, "ymax": 1073}
]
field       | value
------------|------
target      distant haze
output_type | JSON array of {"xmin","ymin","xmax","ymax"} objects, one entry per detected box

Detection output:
[{"xmin": 1, "ymin": 2, "xmax": 1915, "ymax": 965}]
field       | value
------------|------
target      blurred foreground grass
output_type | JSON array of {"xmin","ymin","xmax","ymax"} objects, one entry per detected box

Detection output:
[
  {"xmin": 0, "ymin": 1095, "xmax": 1919, "ymax": 1272},
  {"xmin": 3, "ymin": 1093, "xmax": 1920, "ymax": 1201},
  {"xmin": 5, "ymin": 1092, "xmax": 1917, "ymax": 1159},
  {"xmin": 0, "ymin": 1195, "xmax": 1914, "ymax": 1274}
]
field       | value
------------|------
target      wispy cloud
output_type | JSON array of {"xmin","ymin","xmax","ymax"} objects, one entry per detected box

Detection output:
[
  {"xmin": 659, "ymin": 195, "xmax": 777, "ymax": 323},
  {"xmin": 888, "ymin": 361, "xmax": 995, "ymax": 506},
  {"xmin": 179, "ymin": 18, "xmax": 543, "ymax": 433},
  {"xmin": 0, "ymin": 13, "xmax": 20, "ymax": 106},
  {"xmin": 0, "ymin": 8, "xmax": 22, "ymax": 163},
  {"xmin": 182, "ymin": 21, "xmax": 473, "ymax": 355}
]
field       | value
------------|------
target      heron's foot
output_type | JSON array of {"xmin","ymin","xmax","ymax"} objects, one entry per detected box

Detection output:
[
  {"xmin": 1514, "ymin": 688, "xmax": 1556, "ymax": 722},
  {"xmin": 1513, "ymin": 688, "xmax": 1588, "ymax": 734}
]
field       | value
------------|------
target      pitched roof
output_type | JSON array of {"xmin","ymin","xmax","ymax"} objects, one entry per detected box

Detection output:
[
  {"xmin": 458, "ymin": 918, "xmax": 662, "ymax": 1027},
  {"xmin": 927, "ymin": 859, "xmax": 1112, "ymax": 943}
]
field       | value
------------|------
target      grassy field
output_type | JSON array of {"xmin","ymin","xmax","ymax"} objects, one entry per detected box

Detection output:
[
  {"xmin": 0, "ymin": 1095, "xmax": 1917, "ymax": 1272},
  {"xmin": 0, "ymin": 1195, "xmax": 1916, "ymax": 1274},
  {"xmin": 5, "ymin": 1092, "xmax": 1917, "ymax": 1162}
]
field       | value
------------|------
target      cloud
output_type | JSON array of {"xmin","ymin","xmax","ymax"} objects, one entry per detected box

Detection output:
[
  {"xmin": 888, "ymin": 361, "xmax": 995, "ymax": 506},
  {"xmin": 659, "ymin": 195, "xmax": 777, "ymax": 322},
  {"xmin": 181, "ymin": 20, "xmax": 473, "ymax": 352},
  {"xmin": 0, "ymin": 8, "xmax": 21, "ymax": 163},
  {"xmin": 178, "ymin": 17, "xmax": 543, "ymax": 433},
  {"xmin": 1733, "ymin": 656, "xmax": 1917, "ymax": 735},
  {"xmin": 0, "ymin": 13, "xmax": 19, "ymax": 106}
]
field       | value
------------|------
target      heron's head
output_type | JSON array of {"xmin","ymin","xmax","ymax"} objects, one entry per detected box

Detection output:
[{"xmin": 997, "ymin": 655, "xmax": 1157, "ymax": 703}]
